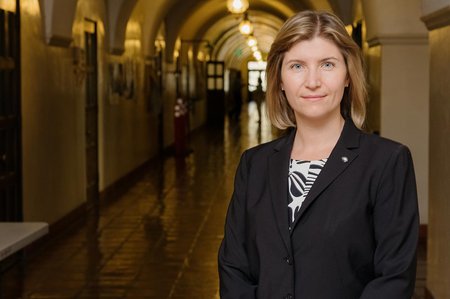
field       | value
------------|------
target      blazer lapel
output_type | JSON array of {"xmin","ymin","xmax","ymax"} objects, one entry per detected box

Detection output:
[
  {"xmin": 268, "ymin": 129, "xmax": 295, "ymax": 252},
  {"xmin": 291, "ymin": 120, "xmax": 361, "ymax": 231}
]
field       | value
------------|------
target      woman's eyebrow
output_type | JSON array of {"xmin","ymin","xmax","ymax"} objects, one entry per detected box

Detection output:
[
  {"xmin": 284, "ymin": 56, "xmax": 340, "ymax": 65},
  {"xmin": 319, "ymin": 56, "xmax": 339, "ymax": 62},
  {"xmin": 282, "ymin": 59, "xmax": 307, "ymax": 67}
]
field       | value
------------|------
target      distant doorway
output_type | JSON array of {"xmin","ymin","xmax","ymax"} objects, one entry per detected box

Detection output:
[
  {"xmin": 247, "ymin": 60, "xmax": 266, "ymax": 93},
  {"xmin": 206, "ymin": 61, "xmax": 225, "ymax": 124},
  {"xmin": 84, "ymin": 20, "xmax": 99, "ymax": 209},
  {"xmin": 0, "ymin": 4, "xmax": 22, "ymax": 221}
]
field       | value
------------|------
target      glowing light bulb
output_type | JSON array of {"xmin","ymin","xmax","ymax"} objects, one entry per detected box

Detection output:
[
  {"xmin": 227, "ymin": 0, "xmax": 249, "ymax": 14},
  {"xmin": 239, "ymin": 19, "xmax": 253, "ymax": 35},
  {"xmin": 247, "ymin": 36, "xmax": 257, "ymax": 47},
  {"xmin": 253, "ymin": 51, "xmax": 262, "ymax": 60}
]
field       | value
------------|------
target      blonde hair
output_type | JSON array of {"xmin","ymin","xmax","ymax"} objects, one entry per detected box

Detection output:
[{"xmin": 266, "ymin": 10, "xmax": 367, "ymax": 129}]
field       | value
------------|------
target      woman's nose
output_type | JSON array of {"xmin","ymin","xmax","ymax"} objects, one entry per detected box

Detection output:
[{"xmin": 305, "ymin": 70, "xmax": 321, "ymax": 89}]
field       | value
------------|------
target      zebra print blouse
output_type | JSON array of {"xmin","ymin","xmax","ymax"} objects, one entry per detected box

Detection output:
[{"xmin": 288, "ymin": 158, "xmax": 327, "ymax": 223}]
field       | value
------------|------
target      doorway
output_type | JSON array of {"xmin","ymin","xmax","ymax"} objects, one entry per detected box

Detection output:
[
  {"xmin": 0, "ymin": 4, "xmax": 22, "ymax": 222},
  {"xmin": 206, "ymin": 61, "xmax": 225, "ymax": 124}
]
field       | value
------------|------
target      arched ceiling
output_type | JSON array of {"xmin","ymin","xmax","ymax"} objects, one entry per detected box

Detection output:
[
  {"xmin": 202, "ymin": 12, "xmax": 283, "ymax": 69},
  {"xmin": 178, "ymin": 0, "xmax": 302, "ymax": 40},
  {"xmin": 157, "ymin": 0, "xmax": 307, "ymax": 68},
  {"xmin": 174, "ymin": 2, "xmax": 287, "ymax": 69},
  {"xmin": 153, "ymin": 0, "xmax": 357, "ymax": 69},
  {"xmin": 35, "ymin": 0, "xmax": 355, "ymax": 71}
]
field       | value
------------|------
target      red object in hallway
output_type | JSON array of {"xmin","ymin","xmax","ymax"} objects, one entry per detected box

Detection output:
[{"xmin": 174, "ymin": 98, "xmax": 188, "ymax": 156}]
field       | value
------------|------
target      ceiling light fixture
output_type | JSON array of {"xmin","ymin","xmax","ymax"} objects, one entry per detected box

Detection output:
[
  {"xmin": 239, "ymin": 13, "xmax": 253, "ymax": 35},
  {"xmin": 247, "ymin": 35, "xmax": 257, "ymax": 47},
  {"xmin": 253, "ymin": 51, "xmax": 262, "ymax": 61},
  {"xmin": 227, "ymin": 0, "xmax": 249, "ymax": 14}
]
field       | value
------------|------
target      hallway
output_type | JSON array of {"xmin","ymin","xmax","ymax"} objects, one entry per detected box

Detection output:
[
  {"xmin": 1, "ymin": 0, "xmax": 449, "ymax": 297},
  {"xmin": 1, "ymin": 105, "xmax": 427, "ymax": 299},
  {"xmin": 1, "ymin": 105, "xmax": 276, "ymax": 299}
]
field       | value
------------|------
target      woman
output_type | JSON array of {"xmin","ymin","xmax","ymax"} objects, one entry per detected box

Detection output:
[{"xmin": 218, "ymin": 10, "xmax": 419, "ymax": 299}]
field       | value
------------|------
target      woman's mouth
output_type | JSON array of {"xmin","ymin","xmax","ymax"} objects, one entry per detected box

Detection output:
[{"xmin": 302, "ymin": 94, "xmax": 326, "ymax": 101}]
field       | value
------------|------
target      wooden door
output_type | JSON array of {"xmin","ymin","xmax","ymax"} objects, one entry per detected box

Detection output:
[
  {"xmin": 0, "ymin": 4, "xmax": 22, "ymax": 222},
  {"xmin": 84, "ymin": 20, "xmax": 99, "ymax": 209}
]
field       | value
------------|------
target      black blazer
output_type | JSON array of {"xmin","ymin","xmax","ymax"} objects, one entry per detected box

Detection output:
[{"xmin": 218, "ymin": 120, "xmax": 419, "ymax": 299}]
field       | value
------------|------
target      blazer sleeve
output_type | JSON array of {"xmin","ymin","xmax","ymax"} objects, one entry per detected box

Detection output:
[
  {"xmin": 360, "ymin": 145, "xmax": 419, "ymax": 298},
  {"xmin": 218, "ymin": 151, "xmax": 257, "ymax": 298}
]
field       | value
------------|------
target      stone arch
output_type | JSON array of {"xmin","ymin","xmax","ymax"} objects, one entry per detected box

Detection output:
[
  {"xmin": 38, "ymin": 0, "xmax": 78, "ymax": 46},
  {"xmin": 105, "ymin": 0, "xmax": 138, "ymax": 54}
]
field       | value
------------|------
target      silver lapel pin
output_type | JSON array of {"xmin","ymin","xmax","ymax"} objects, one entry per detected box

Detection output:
[{"xmin": 341, "ymin": 156, "xmax": 348, "ymax": 163}]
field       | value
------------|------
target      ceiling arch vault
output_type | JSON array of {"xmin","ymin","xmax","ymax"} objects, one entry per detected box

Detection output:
[
  {"xmin": 161, "ymin": 0, "xmax": 306, "ymax": 64},
  {"xmin": 37, "ymin": 0, "xmax": 357, "ymax": 70},
  {"xmin": 36, "ymin": 0, "xmax": 356, "ymax": 71},
  {"xmin": 136, "ymin": 0, "xmax": 356, "ymax": 69}
]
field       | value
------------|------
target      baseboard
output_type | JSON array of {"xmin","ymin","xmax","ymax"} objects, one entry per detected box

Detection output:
[
  {"xmin": 22, "ymin": 202, "xmax": 88, "ymax": 261},
  {"xmin": 425, "ymin": 287, "xmax": 435, "ymax": 299},
  {"xmin": 99, "ymin": 159, "xmax": 151, "ymax": 203},
  {"xmin": 420, "ymin": 224, "xmax": 427, "ymax": 244},
  {"xmin": 23, "ymin": 158, "xmax": 153, "ymax": 261}
]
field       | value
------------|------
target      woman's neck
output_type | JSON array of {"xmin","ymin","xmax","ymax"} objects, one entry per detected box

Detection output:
[{"xmin": 291, "ymin": 116, "xmax": 345, "ymax": 161}]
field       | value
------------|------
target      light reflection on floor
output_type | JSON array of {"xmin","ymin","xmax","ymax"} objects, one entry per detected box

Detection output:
[{"xmin": 0, "ymin": 103, "xmax": 426, "ymax": 298}]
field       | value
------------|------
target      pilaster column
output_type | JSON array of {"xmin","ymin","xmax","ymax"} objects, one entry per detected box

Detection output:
[
  {"xmin": 362, "ymin": 0, "xmax": 430, "ymax": 225},
  {"xmin": 421, "ymin": 1, "xmax": 450, "ymax": 298}
]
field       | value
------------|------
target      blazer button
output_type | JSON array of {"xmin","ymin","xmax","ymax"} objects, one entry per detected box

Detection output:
[
  {"xmin": 284, "ymin": 256, "xmax": 293, "ymax": 265},
  {"xmin": 284, "ymin": 294, "xmax": 293, "ymax": 299}
]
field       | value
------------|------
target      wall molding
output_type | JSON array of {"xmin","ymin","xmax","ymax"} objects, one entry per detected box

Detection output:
[
  {"xmin": 45, "ymin": 34, "xmax": 73, "ymax": 47},
  {"xmin": 367, "ymin": 34, "xmax": 429, "ymax": 47},
  {"xmin": 421, "ymin": 5, "xmax": 450, "ymax": 30}
]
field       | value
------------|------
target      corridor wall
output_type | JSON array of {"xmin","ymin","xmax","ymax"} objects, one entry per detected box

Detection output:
[
  {"xmin": 21, "ymin": 0, "xmax": 88, "ymax": 223},
  {"xmin": 20, "ymin": 0, "xmax": 160, "ymax": 224}
]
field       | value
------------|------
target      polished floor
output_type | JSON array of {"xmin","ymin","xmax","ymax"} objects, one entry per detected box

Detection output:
[{"xmin": 1, "ymin": 103, "xmax": 427, "ymax": 298}]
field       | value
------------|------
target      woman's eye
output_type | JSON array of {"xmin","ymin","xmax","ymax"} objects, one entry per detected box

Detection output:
[
  {"xmin": 322, "ymin": 62, "xmax": 335, "ymax": 69},
  {"xmin": 291, "ymin": 63, "xmax": 303, "ymax": 70}
]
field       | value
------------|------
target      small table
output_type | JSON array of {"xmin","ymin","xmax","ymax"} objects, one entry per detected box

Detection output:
[{"xmin": 0, "ymin": 222, "xmax": 49, "ymax": 261}]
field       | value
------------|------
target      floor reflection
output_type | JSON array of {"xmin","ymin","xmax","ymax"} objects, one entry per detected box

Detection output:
[{"xmin": 0, "ymin": 104, "xmax": 426, "ymax": 298}]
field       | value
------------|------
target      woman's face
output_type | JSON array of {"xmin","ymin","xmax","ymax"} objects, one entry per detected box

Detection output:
[{"xmin": 280, "ymin": 36, "xmax": 348, "ymax": 124}]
